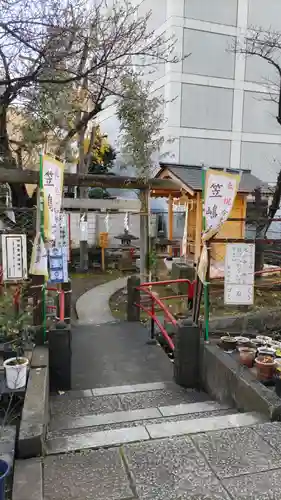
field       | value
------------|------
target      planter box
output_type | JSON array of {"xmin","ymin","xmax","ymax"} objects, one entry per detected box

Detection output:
[{"xmin": 200, "ymin": 343, "xmax": 281, "ymax": 421}]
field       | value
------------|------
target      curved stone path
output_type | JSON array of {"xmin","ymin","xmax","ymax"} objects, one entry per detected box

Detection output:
[{"xmin": 76, "ymin": 276, "xmax": 128, "ymax": 324}]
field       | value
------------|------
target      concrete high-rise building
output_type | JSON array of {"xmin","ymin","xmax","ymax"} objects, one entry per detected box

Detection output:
[{"xmin": 98, "ymin": 0, "xmax": 281, "ymax": 186}]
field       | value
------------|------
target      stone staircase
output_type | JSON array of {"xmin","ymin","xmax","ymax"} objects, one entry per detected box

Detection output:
[
  {"xmin": 15, "ymin": 379, "xmax": 281, "ymax": 500},
  {"xmin": 47, "ymin": 381, "xmax": 265, "ymax": 455}
]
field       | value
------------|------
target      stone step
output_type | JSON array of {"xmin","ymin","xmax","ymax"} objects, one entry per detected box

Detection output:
[
  {"xmin": 46, "ymin": 411, "xmax": 265, "ymax": 455},
  {"xmin": 50, "ymin": 383, "xmax": 210, "ymax": 420},
  {"xmin": 51, "ymin": 381, "xmax": 170, "ymax": 400},
  {"xmin": 49, "ymin": 400, "xmax": 234, "ymax": 434}
]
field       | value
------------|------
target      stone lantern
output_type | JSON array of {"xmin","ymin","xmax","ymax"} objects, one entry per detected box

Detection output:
[
  {"xmin": 155, "ymin": 230, "xmax": 173, "ymax": 256},
  {"xmin": 114, "ymin": 229, "xmax": 138, "ymax": 270},
  {"xmin": 114, "ymin": 228, "xmax": 138, "ymax": 248}
]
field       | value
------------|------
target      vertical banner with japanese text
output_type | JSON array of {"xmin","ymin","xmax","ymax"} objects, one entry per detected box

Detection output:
[
  {"xmin": 198, "ymin": 169, "xmax": 241, "ymax": 283},
  {"xmin": 42, "ymin": 155, "xmax": 64, "ymax": 241},
  {"xmin": 29, "ymin": 232, "xmax": 48, "ymax": 278}
]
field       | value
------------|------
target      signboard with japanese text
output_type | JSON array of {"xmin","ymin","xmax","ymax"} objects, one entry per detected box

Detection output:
[
  {"xmin": 1, "ymin": 234, "xmax": 27, "ymax": 281},
  {"xmin": 99, "ymin": 232, "xmax": 109, "ymax": 249},
  {"xmin": 56, "ymin": 212, "xmax": 70, "ymax": 262},
  {"xmin": 224, "ymin": 243, "xmax": 255, "ymax": 305},
  {"xmin": 49, "ymin": 212, "xmax": 69, "ymax": 283},
  {"xmin": 42, "ymin": 155, "xmax": 64, "ymax": 241}
]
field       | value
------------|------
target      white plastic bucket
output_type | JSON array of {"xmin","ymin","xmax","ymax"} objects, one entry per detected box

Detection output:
[{"xmin": 3, "ymin": 357, "xmax": 29, "ymax": 389}]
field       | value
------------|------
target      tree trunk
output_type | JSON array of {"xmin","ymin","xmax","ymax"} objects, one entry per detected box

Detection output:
[
  {"xmin": 139, "ymin": 189, "xmax": 150, "ymax": 282},
  {"xmin": 0, "ymin": 103, "xmax": 14, "ymax": 167}
]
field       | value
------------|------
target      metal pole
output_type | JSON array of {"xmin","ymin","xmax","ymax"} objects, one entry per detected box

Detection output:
[
  {"xmin": 201, "ymin": 167, "xmax": 209, "ymax": 342},
  {"xmin": 39, "ymin": 153, "xmax": 47, "ymax": 341}
]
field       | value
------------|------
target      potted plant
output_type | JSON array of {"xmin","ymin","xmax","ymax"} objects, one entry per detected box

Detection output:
[
  {"xmin": 3, "ymin": 355, "xmax": 29, "ymax": 389},
  {"xmin": 255, "ymin": 355, "xmax": 275, "ymax": 381},
  {"xmin": 220, "ymin": 334, "xmax": 237, "ymax": 351},
  {"xmin": 235, "ymin": 336, "xmax": 250, "ymax": 347},
  {"xmin": 0, "ymin": 289, "xmax": 31, "ymax": 389}
]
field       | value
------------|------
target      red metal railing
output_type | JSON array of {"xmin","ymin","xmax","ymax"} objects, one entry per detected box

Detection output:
[{"xmin": 135, "ymin": 279, "xmax": 195, "ymax": 351}]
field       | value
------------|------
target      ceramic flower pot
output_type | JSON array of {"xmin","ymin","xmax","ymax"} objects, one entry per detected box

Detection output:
[
  {"xmin": 257, "ymin": 346, "xmax": 276, "ymax": 357},
  {"xmin": 220, "ymin": 336, "xmax": 237, "ymax": 351},
  {"xmin": 3, "ymin": 357, "xmax": 29, "ymax": 389},
  {"xmin": 239, "ymin": 348, "xmax": 256, "ymax": 368},
  {"xmin": 255, "ymin": 355, "xmax": 275, "ymax": 381},
  {"xmin": 235, "ymin": 336, "xmax": 250, "ymax": 348}
]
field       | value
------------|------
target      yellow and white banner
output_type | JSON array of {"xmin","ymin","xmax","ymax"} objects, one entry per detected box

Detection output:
[
  {"xmin": 42, "ymin": 155, "xmax": 64, "ymax": 241},
  {"xmin": 198, "ymin": 169, "xmax": 241, "ymax": 283},
  {"xmin": 29, "ymin": 232, "xmax": 48, "ymax": 278}
]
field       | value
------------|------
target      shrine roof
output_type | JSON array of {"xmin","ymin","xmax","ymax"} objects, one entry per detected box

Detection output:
[{"xmin": 156, "ymin": 163, "xmax": 269, "ymax": 195}]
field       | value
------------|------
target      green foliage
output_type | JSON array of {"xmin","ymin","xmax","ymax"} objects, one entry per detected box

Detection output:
[
  {"xmin": 88, "ymin": 187, "xmax": 111, "ymax": 199},
  {"xmin": 1, "ymin": 0, "xmax": 176, "ymax": 167},
  {"xmin": 89, "ymin": 144, "xmax": 117, "ymax": 175},
  {"xmin": 117, "ymin": 75, "xmax": 165, "ymax": 178},
  {"xmin": 0, "ymin": 289, "xmax": 31, "ymax": 343}
]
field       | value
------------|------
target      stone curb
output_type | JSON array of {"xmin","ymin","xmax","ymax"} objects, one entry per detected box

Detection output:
[
  {"xmin": 200, "ymin": 343, "xmax": 281, "ymax": 421},
  {"xmin": 12, "ymin": 458, "xmax": 43, "ymax": 500},
  {"xmin": 18, "ymin": 356, "xmax": 49, "ymax": 458}
]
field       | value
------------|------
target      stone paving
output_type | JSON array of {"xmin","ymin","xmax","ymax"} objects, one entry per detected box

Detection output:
[
  {"xmin": 71, "ymin": 322, "xmax": 173, "ymax": 390},
  {"xmin": 14, "ymin": 281, "xmax": 281, "ymax": 500},
  {"xmin": 75, "ymin": 276, "xmax": 128, "ymax": 324},
  {"xmin": 43, "ymin": 423, "xmax": 281, "ymax": 500}
]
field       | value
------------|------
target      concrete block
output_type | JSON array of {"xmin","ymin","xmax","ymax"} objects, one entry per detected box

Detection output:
[
  {"xmin": 18, "ymin": 367, "xmax": 49, "ymax": 458},
  {"xmin": 12, "ymin": 458, "xmax": 43, "ymax": 500},
  {"xmin": 31, "ymin": 347, "xmax": 49, "ymax": 368},
  {"xmin": 174, "ymin": 320, "xmax": 201, "ymax": 389}
]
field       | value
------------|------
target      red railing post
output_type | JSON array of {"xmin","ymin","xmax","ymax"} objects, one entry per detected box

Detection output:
[{"xmin": 147, "ymin": 298, "xmax": 157, "ymax": 345}]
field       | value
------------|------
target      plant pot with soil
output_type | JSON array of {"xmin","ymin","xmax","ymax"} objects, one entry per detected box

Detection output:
[
  {"xmin": 255, "ymin": 355, "xmax": 275, "ymax": 381},
  {"xmin": 238, "ymin": 347, "xmax": 256, "ymax": 368},
  {"xmin": 220, "ymin": 335, "xmax": 237, "ymax": 351},
  {"xmin": 235, "ymin": 336, "xmax": 250, "ymax": 348},
  {"xmin": 3, "ymin": 357, "xmax": 29, "ymax": 390},
  {"xmin": 257, "ymin": 346, "xmax": 276, "ymax": 357}
]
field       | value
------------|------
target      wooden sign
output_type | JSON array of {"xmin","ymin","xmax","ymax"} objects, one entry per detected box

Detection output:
[
  {"xmin": 99, "ymin": 232, "xmax": 109, "ymax": 248},
  {"xmin": 224, "ymin": 243, "xmax": 255, "ymax": 305},
  {"xmin": 2, "ymin": 234, "xmax": 28, "ymax": 281}
]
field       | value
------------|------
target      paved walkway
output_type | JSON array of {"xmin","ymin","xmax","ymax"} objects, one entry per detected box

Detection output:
[
  {"xmin": 13, "ymin": 317, "xmax": 281, "ymax": 500},
  {"xmin": 71, "ymin": 321, "xmax": 173, "ymax": 389},
  {"xmin": 76, "ymin": 276, "xmax": 128, "ymax": 324}
]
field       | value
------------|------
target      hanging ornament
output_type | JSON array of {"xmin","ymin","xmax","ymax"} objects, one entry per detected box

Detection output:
[
  {"xmin": 124, "ymin": 212, "xmax": 129, "ymax": 231},
  {"xmin": 105, "ymin": 213, "xmax": 109, "ymax": 232}
]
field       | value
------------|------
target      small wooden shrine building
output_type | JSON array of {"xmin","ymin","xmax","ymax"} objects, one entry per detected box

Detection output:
[{"xmin": 152, "ymin": 163, "xmax": 266, "ymax": 263}]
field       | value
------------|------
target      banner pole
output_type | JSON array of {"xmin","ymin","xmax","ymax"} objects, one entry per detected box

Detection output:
[
  {"xmin": 39, "ymin": 153, "xmax": 47, "ymax": 341},
  {"xmin": 202, "ymin": 167, "xmax": 209, "ymax": 342}
]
